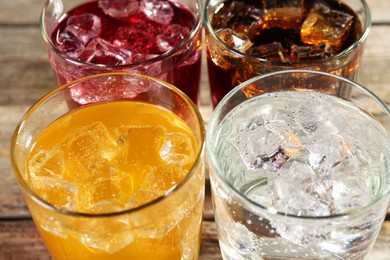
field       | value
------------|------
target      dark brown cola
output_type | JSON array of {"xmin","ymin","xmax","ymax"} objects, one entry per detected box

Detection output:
[{"xmin": 206, "ymin": 0, "xmax": 364, "ymax": 107}]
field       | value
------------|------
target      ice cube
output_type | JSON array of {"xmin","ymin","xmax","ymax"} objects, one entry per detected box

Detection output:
[
  {"xmin": 249, "ymin": 120, "xmax": 302, "ymax": 171},
  {"xmin": 27, "ymin": 149, "xmax": 77, "ymax": 207},
  {"xmin": 142, "ymin": 164, "xmax": 187, "ymax": 193},
  {"xmin": 271, "ymin": 160, "xmax": 332, "ymax": 216},
  {"xmin": 292, "ymin": 95, "xmax": 338, "ymax": 140},
  {"xmin": 98, "ymin": 0, "xmax": 140, "ymax": 18},
  {"xmin": 247, "ymin": 42, "xmax": 288, "ymax": 63},
  {"xmin": 79, "ymin": 178, "xmax": 123, "ymax": 212},
  {"xmin": 30, "ymin": 175, "xmax": 77, "ymax": 208},
  {"xmin": 77, "ymin": 218, "xmax": 134, "ymax": 254},
  {"xmin": 215, "ymin": 28, "xmax": 253, "ymax": 53},
  {"xmin": 301, "ymin": 3, "xmax": 354, "ymax": 51},
  {"xmin": 211, "ymin": 0, "xmax": 263, "ymax": 39},
  {"xmin": 303, "ymin": 133, "xmax": 365, "ymax": 213},
  {"xmin": 115, "ymin": 125, "xmax": 166, "ymax": 165},
  {"xmin": 78, "ymin": 38, "xmax": 132, "ymax": 65},
  {"xmin": 262, "ymin": 0, "xmax": 306, "ymax": 30},
  {"xmin": 290, "ymin": 42, "xmax": 335, "ymax": 63},
  {"xmin": 207, "ymin": 36, "xmax": 233, "ymax": 70},
  {"xmin": 331, "ymin": 162, "xmax": 372, "ymax": 211},
  {"xmin": 140, "ymin": 0, "xmax": 174, "ymax": 25},
  {"xmin": 65, "ymin": 13, "xmax": 102, "ymax": 45},
  {"xmin": 64, "ymin": 122, "xmax": 117, "ymax": 180},
  {"xmin": 251, "ymin": 147, "xmax": 289, "ymax": 172},
  {"xmin": 56, "ymin": 31, "xmax": 85, "ymax": 59},
  {"xmin": 69, "ymin": 75, "xmax": 118, "ymax": 104},
  {"xmin": 274, "ymin": 218, "xmax": 332, "ymax": 246},
  {"xmin": 160, "ymin": 132, "xmax": 195, "ymax": 167},
  {"xmin": 112, "ymin": 20, "xmax": 162, "ymax": 53},
  {"xmin": 306, "ymin": 134, "xmax": 348, "ymax": 172},
  {"xmin": 229, "ymin": 117, "xmax": 280, "ymax": 169},
  {"xmin": 222, "ymin": 221, "xmax": 261, "ymax": 256},
  {"xmin": 156, "ymin": 24, "xmax": 190, "ymax": 52},
  {"xmin": 28, "ymin": 149, "xmax": 65, "ymax": 178}
]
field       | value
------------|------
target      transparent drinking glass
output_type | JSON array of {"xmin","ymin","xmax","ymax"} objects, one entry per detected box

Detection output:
[
  {"xmin": 206, "ymin": 70, "xmax": 390, "ymax": 259},
  {"xmin": 204, "ymin": 0, "xmax": 371, "ymax": 107},
  {"xmin": 11, "ymin": 72, "xmax": 205, "ymax": 259},
  {"xmin": 40, "ymin": 0, "xmax": 203, "ymax": 104}
]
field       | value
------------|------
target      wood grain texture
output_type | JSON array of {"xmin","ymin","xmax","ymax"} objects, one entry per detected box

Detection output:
[
  {"xmin": 0, "ymin": 219, "xmax": 221, "ymax": 260},
  {"xmin": 1, "ymin": 0, "xmax": 390, "ymax": 258}
]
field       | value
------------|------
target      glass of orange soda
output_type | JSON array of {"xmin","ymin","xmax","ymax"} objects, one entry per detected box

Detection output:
[{"xmin": 11, "ymin": 72, "xmax": 205, "ymax": 259}]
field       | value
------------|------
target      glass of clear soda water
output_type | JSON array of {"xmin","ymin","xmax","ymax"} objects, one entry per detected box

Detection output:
[
  {"xmin": 206, "ymin": 70, "xmax": 390, "ymax": 259},
  {"xmin": 40, "ymin": 0, "xmax": 203, "ymax": 105}
]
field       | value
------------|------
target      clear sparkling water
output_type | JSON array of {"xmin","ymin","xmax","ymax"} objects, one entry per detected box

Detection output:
[{"xmin": 211, "ymin": 91, "xmax": 390, "ymax": 259}]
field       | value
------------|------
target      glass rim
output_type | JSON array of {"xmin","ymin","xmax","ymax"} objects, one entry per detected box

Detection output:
[
  {"xmin": 206, "ymin": 69, "xmax": 390, "ymax": 220},
  {"xmin": 204, "ymin": 0, "xmax": 372, "ymax": 65},
  {"xmin": 39, "ymin": 0, "xmax": 204, "ymax": 69},
  {"xmin": 11, "ymin": 72, "xmax": 205, "ymax": 218}
]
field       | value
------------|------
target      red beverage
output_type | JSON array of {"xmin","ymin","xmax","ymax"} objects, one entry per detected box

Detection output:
[
  {"xmin": 43, "ymin": 0, "xmax": 202, "ymax": 104},
  {"xmin": 205, "ymin": 0, "xmax": 370, "ymax": 107}
]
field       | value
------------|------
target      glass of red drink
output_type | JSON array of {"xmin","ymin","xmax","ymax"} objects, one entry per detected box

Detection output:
[
  {"xmin": 204, "ymin": 0, "xmax": 371, "ymax": 107},
  {"xmin": 40, "ymin": 0, "xmax": 203, "ymax": 105}
]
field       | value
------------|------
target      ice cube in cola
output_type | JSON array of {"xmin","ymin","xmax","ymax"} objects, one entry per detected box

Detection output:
[{"xmin": 206, "ymin": 0, "xmax": 365, "ymax": 107}]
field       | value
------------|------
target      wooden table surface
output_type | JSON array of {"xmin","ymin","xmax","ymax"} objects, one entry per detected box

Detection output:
[{"xmin": 1, "ymin": 0, "xmax": 390, "ymax": 259}]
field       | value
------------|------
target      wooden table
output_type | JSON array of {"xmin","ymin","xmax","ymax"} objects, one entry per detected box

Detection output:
[{"xmin": 1, "ymin": 0, "xmax": 390, "ymax": 259}]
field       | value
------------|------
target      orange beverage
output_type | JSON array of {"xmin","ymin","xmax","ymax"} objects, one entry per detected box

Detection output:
[{"xmin": 11, "ymin": 73, "xmax": 205, "ymax": 260}]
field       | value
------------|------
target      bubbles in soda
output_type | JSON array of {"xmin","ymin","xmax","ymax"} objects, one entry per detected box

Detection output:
[{"xmin": 212, "ymin": 90, "xmax": 390, "ymax": 258}]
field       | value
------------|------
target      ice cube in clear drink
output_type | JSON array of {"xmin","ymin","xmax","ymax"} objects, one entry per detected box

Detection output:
[
  {"xmin": 98, "ymin": 0, "xmax": 140, "ymax": 18},
  {"xmin": 301, "ymin": 3, "xmax": 354, "ymax": 51},
  {"xmin": 247, "ymin": 119, "xmax": 302, "ymax": 171},
  {"xmin": 331, "ymin": 161, "xmax": 372, "ymax": 211},
  {"xmin": 303, "ymin": 132, "xmax": 372, "ymax": 214},
  {"xmin": 229, "ymin": 117, "xmax": 286, "ymax": 170},
  {"xmin": 262, "ymin": 0, "xmax": 306, "ymax": 30},
  {"xmin": 228, "ymin": 118, "xmax": 267, "ymax": 169},
  {"xmin": 271, "ymin": 160, "xmax": 332, "ymax": 216}
]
